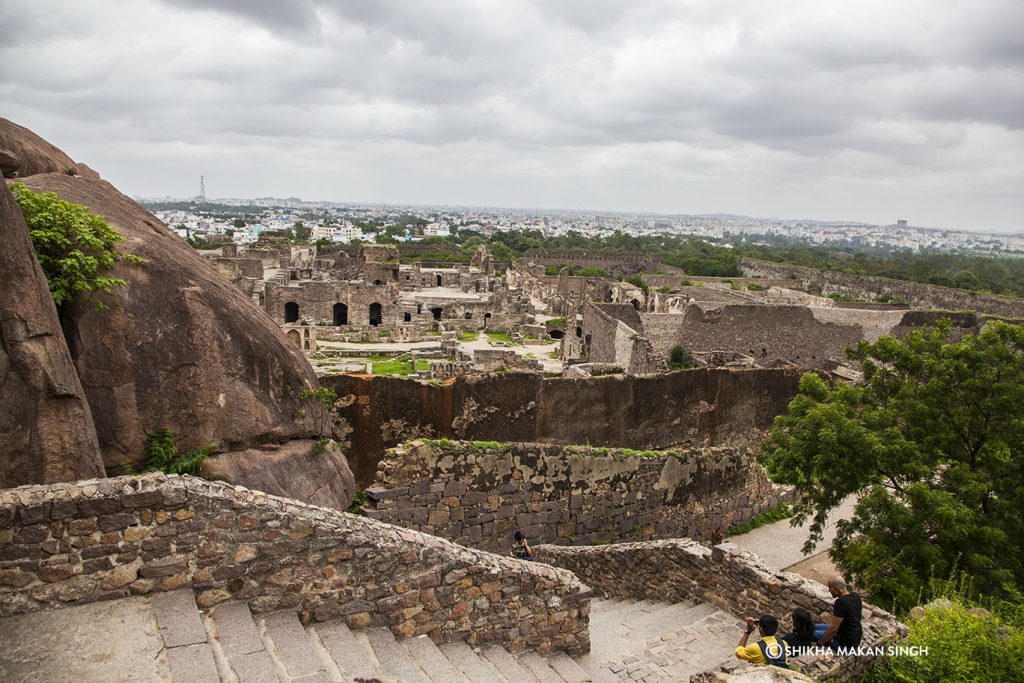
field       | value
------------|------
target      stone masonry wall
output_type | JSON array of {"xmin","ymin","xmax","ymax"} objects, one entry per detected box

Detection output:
[
  {"xmin": 741, "ymin": 258, "xmax": 1024, "ymax": 318},
  {"xmin": 364, "ymin": 441, "xmax": 791, "ymax": 554},
  {"xmin": 535, "ymin": 539, "xmax": 906, "ymax": 682},
  {"xmin": 0, "ymin": 474, "xmax": 590, "ymax": 655}
]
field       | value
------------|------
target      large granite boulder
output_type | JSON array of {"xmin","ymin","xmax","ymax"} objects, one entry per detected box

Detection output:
[
  {"xmin": 0, "ymin": 182, "xmax": 104, "ymax": 486},
  {"xmin": 0, "ymin": 119, "xmax": 78, "ymax": 178},
  {"xmin": 201, "ymin": 439, "xmax": 356, "ymax": 511},
  {"xmin": 1, "ymin": 118, "xmax": 321, "ymax": 469}
]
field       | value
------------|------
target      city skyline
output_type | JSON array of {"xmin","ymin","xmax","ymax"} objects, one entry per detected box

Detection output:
[{"xmin": 4, "ymin": 0, "xmax": 1023, "ymax": 232}]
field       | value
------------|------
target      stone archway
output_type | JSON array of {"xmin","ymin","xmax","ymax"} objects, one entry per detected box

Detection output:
[
  {"xmin": 284, "ymin": 301, "xmax": 299, "ymax": 323},
  {"xmin": 369, "ymin": 302, "xmax": 383, "ymax": 326},
  {"xmin": 333, "ymin": 303, "xmax": 348, "ymax": 326},
  {"xmin": 286, "ymin": 329, "xmax": 301, "ymax": 348}
]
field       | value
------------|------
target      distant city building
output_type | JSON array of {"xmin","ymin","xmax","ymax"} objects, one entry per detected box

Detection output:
[
  {"xmin": 424, "ymin": 223, "xmax": 450, "ymax": 237},
  {"xmin": 897, "ymin": 219, "xmax": 908, "ymax": 230}
]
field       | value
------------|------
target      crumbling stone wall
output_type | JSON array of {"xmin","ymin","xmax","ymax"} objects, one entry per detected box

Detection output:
[
  {"xmin": 322, "ymin": 368, "xmax": 806, "ymax": 485},
  {"xmin": 0, "ymin": 474, "xmax": 590, "ymax": 655},
  {"xmin": 365, "ymin": 441, "xmax": 791, "ymax": 553},
  {"xmin": 579, "ymin": 304, "xmax": 666, "ymax": 373},
  {"xmin": 639, "ymin": 304, "xmax": 865, "ymax": 368},
  {"xmin": 741, "ymin": 258, "xmax": 1024, "ymax": 318},
  {"xmin": 535, "ymin": 539, "xmax": 906, "ymax": 682}
]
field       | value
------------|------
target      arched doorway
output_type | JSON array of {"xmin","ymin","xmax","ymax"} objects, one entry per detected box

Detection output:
[
  {"xmin": 284, "ymin": 302, "xmax": 299, "ymax": 323},
  {"xmin": 435, "ymin": 274, "xmax": 443, "ymax": 287},
  {"xmin": 286, "ymin": 329, "xmax": 301, "ymax": 348},
  {"xmin": 403, "ymin": 312, "xmax": 412, "ymax": 322},
  {"xmin": 431, "ymin": 307, "xmax": 442, "ymax": 321},
  {"xmin": 374, "ymin": 279, "xmax": 383, "ymax": 286},
  {"xmin": 630, "ymin": 299, "xmax": 641, "ymax": 310},
  {"xmin": 549, "ymin": 330, "xmax": 565, "ymax": 340},
  {"xmin": 369, "ymin": 303, "xmax": 383, "ymax": 326},
  {"xmin": 333, "ymin": 303, "xmax": 348, "ymax": 326}
]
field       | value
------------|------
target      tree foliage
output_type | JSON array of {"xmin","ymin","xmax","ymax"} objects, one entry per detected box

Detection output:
[
  {"xmin": 12, "ymin": 183, "xmax": 141, "ymax": 309},
  {"xmin": 763, "ymin": 321, "xmax": 1024, "ymax": 612}
]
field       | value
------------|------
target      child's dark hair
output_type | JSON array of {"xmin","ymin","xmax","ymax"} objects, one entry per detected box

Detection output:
[
  {"xmin": 514, "ymin": 530, "xmax": 525, "ymax": 542},
  {"xmin": 757, "ymin": 614, "xmax": 779, "ymax": 636}
]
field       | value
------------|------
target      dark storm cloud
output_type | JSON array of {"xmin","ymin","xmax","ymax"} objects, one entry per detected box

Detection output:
[{"xmin": 2, "ymin": 0, "xmax": 1022, "ymax": 229}]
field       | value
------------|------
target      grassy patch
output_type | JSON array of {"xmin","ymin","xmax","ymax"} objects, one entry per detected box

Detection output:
[
  {"xmin": 458, "ymin": 330, "xmax": 480, "ymax": 341},
  {"xmin": 725, "ymin": 502, "xmax": 795, "ymax": 537},
  {"xmin": 486, "ymin": 331, "xmax": 519, "ymax": 344}
]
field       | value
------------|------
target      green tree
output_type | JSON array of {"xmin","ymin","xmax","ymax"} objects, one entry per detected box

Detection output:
[
  {"xmin": 11, "ymin": 183, "xmax": 141, "ymax": 309},
  {"xmin": 289, "ymin": 220, "xmax": 312, "ymax": 243},
  {"xmin": 763, "ymin": 321, "xmax": 1024, "ymax": 612},
  {"xmin": 232, "ymin": 217, "xmax": 246, "ymax": 228}
]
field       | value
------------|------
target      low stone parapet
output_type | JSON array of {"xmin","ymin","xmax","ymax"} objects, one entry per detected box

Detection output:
[
  {"xmin": 0, "ymin": 474, "xmax": 590, "ymax": 655},
  {"xmin": 534, "ymin": 539, "xmax": 906, "ymax": 680}
]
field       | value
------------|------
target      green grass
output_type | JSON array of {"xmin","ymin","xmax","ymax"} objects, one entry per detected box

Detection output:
[
  {"xmin": 368, "ymin": 355, "xmax": 416, "ymax": 375},
  {"xmin": 415, "ymin": 358, "xmax": 430, "ymax": 371},
  {"xmin": 485, "ymin": 331, "xmax": 519, "ymax": 344},
  {"xmin": 458, "ymin": 330, "xmax": 480, "ymax": 341},
  {"xmin": 725, "ymin": 502, "xmax": 795, "ymax": 536}
]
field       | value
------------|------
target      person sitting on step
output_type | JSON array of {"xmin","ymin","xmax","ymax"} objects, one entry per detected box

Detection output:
[{"xmin": 736, "ymin": 614, "xmax": 788, "ymax": 668}]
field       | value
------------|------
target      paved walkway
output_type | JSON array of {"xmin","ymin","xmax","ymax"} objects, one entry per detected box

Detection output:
[{"xmin": 728, "ymin": 496, "xmax": 857, "ymax": 578}]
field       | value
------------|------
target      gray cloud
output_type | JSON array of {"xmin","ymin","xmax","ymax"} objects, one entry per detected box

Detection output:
[{"xmin": 1, "ymin": 0, "xmax": 1021, "ymax": 230}]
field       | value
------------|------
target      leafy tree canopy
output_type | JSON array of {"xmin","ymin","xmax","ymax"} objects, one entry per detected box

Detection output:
[
  {"xmin": 12, "ymin": 183, "xmax": 141, "ymax": 309},
  {"xmin": 763, "ymin": 320, "xmax": 1024, "ymax": 612}
]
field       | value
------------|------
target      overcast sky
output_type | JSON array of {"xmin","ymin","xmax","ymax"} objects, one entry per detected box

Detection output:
[{"xmin": 2, "ymin": 0, "xmax": 1022, "ymax": 231}]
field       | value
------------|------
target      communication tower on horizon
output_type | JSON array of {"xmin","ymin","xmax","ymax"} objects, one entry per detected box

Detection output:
[{"xmin": 199, "ymin": 175, "xmax": 206, "ymax": 202}]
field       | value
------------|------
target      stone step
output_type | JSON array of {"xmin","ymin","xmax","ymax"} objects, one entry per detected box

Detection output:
[
  {"xmin": 480, "ymin": 645, "xmax": 540, "ymax": 682},
  {"xmin": 518, "ymin": 651, "xmax": 564, "ymax": 683},
  {"xmin": 439, "ymin": 641, "xmax": 508, "ymax": 682},
  {"xmin": 589, "ymin": 599, "xmax": 635, "ymax": 619},
  {"xmin": 573, "ymin": 655, "xmax": 620, "ymax": 683},
  {"xmin": 366, "ymin": 627, "xmax": 431, "ymax": 683},
  {"xmin": 260, "ymin": 611, "xmax": 331, "ymax": 682},
  {"xmin": 548, "ymin": 652, "xmax": 593, "ymax": 683},
  {"xmin": 206, "ymin": 601, "xmax": 280, "ymax": 683},
  {"xmin": 313, "ymin": 620, "xmax": 378, "ymax": 681},
  {"xmin": 403, "ymin": 635, "xmax": 470, "ymax": 683},
  {"xmin": 152, "ymin": 589, "xmax": 220, "ymax": 683},
  {"xmin": 623, "ymin": 601, "xmax": 711, "ymax": 642}
]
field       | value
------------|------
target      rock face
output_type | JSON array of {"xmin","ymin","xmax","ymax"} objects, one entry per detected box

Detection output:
[
  {"xmin": 0, "ymin": 118, "xmax": 321, "ymax": 469},
  {"xmin": 201, "ymin": 440, "xmax": 356, "ymax": 511},
  {"xmin": 0, "ymin": 182, "xmax": 104, "ymax": 486}
]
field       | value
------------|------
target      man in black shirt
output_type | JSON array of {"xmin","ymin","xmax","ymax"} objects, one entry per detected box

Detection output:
[{"xmin": 818, "ymin": 576, "xmax": 863, "ymax": 652}]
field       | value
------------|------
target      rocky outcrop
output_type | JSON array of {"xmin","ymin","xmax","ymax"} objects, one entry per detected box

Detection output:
[
  {"xmin": 0, "ymin": 119, "xmax": 78, "ymax": 178},
  {"xmin": 0, "ymin": 118, "xmax": 321, "ymax": 469},
  {"xmin": 201, "ymin": 439, "xmax": 356, "ymax": 511},
  {"xmin": 0, "ymin": 182, "xmax": 105, "ymax": 486}
]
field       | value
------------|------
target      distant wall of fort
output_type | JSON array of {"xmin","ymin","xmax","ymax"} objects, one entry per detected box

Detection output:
[
  {"xmin": 321, "ymin": 368, "xmax": 805, "ymax": 485},
  {"xmin": 741, "ymin": 258, "xmax": 1024, "ymax": 318},
  {"xmin": 364, "ymin": 441, "xmax": 791, "ymax": 553}
]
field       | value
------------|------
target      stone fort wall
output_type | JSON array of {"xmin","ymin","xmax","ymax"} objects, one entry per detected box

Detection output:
[
  {"xmin": 741, "ymin": 257, "xmax": 1024, "ymax": 318},
  {"xmin": 0, "ymin": 474, "xmax": 590, "ymax": 655},
  {"xmin": 321, "ymin": 368, "xmax": 806, "ymax": 485},
  {"xmin": 364, "ymin": 441, "xmax": 792, "ymax": 554},
  {"xmin": 535, "ymin": 539, "xmax": 906, "ymax": 682}
]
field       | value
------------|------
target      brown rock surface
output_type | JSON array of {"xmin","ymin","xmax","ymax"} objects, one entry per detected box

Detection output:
[
  {"xmin": 0, "ymin": 119, "xmax": 78, "ymax": 178},
  {"xmin": 1, "ymin": 118, "xmax": 321, "ymax": 468},
  {"xmin": 201, "ymin": 440, "xmax": 356, "ymax": 511},
  {"xmin": 0, "ymin": 182, "xmax": 104, "ymax": 486}
]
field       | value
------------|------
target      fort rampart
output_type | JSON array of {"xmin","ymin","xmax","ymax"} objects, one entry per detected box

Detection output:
[{"xmin": 0, "ymin": 474, "xmax": 590, "ymax": 654}]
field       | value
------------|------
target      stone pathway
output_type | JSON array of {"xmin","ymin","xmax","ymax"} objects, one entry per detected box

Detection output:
[
  {"xmin": 728, "ymin": 496, "xmax": 857, "ymax": 579},
  {"xmin": 0, "ymin": 591, "xmax": 743, "ymax": 682}
]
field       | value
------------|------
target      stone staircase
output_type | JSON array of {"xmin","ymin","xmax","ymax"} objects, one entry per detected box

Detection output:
[{"xmin": 0, "ymin": 591, "xmax": 744, "ymax": 682}]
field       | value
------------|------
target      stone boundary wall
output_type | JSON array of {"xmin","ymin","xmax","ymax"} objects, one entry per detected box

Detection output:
[
  {"xmin": 0, "ymin": 474, "xmax": 590, "ymax": 655},
  {"xmin": 365, "ymin": 441, "xmax": 792, "ymax": 554},
  {"xmin": 534, "ymin": 539, "xmax": 906, "ymax": 682},
  {"xmin": 740, "ymin": 258, "xmax": 1024, "ymax": 318}
]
